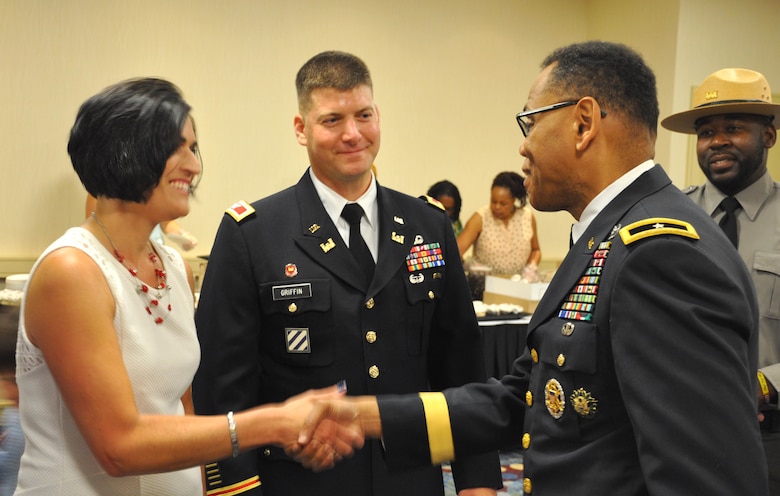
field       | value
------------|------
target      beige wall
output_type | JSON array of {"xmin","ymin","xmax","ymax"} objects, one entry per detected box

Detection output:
[{"xmin": 1, "ymin": 0, "xmax": 778, "ymax": 277}]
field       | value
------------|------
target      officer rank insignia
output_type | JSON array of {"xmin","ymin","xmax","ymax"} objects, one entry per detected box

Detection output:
[
  {"xmin": 225, "ymin": 200, "xmax": 255, "ymax": 222},
  {"xmin": 406, "ymin": 242, "xmax": 445, "ymax": 272}
]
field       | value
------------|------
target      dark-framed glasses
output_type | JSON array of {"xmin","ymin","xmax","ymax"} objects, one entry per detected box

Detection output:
[
  {"xmin": 515, "ymin": 101, "xmax": 577, "ymax": 137},
  {"xmin": 515, "ymin": 100, "xmax": 607, "ymax": 138}
]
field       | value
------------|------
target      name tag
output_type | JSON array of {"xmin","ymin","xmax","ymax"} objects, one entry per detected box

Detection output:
[{"xmin": 272, "ymin": 283, "xmax": 312, "ymax": 301}]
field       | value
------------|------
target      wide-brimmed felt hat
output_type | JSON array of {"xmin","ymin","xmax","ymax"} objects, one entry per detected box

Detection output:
[{"xmin": 661, "ymin": 68, "xmax": 780, "ymax": 134}]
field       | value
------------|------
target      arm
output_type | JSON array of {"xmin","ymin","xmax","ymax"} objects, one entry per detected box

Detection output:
[
  {"xmin": 160, "ymin": 219, "xmax": 198, "ymax": 251},
  {"xmin": 456, "ymin": 212, "xmax": 483, "ymax": 258},
  {"xmin": 192, "ymin": 215, "xmax": 265, "ymax": 491},
  {"xmin": 24, "ymin": 248, "xmax": 353, "ymax": 476},
  {"xmin": 525, "ymin": 213, "xmax": 541, "ymax": 266},
  {"xmin": 610, "ymin": 240, "xmax": 765, "ymax": 495},
  {"xmin": 428, "ymin": 214, "xmax": 501, "ymax": 492}
]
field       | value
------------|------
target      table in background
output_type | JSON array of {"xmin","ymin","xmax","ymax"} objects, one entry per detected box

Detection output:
[{"xmin": 478, "ymin": 314, "xmax": 530, "ymax": 378}]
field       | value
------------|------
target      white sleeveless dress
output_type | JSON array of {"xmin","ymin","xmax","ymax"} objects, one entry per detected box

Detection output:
[{"xmin": 15, "ymin": 228, "xmax": 202, "ymax": 495}]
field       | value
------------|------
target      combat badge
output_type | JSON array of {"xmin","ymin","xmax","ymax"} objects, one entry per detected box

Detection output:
[
  {"xmin": 225, "ymin": 200, "xmax": 255, "ymax": 223},
  {"xmin": 570, "ymin": 388, "xmax": 598, "ymax": 418},
  {"xmin": 544, "ymin": 378, "xmax": 565, "ymax": 419}
]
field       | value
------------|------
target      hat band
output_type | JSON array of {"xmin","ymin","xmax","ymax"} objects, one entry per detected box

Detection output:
[{"xmin": 694, "ymin": 98, "xmax": 769, "ymax": 109}]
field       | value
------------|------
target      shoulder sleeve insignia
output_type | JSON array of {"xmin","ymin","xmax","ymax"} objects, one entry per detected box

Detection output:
[
  {"xmin": 619, "ymin": 217, "xmax": 700, "ymax": 245},
  {"xmin": 225, "ymin": 200, "xmax": 255, "ymax": 223},
  {"xmin": 420, "ymin": 195, "xmax": 445, "ymax": 211}
]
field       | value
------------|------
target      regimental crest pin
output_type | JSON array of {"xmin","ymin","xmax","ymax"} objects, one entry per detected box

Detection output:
[
  {"xmin": 284, "ymin": 263, "xmax": 298, "ymax": 278},
  {"xmin": 414, "ymin": 235, "xmax": 424, "ymax": 245}
]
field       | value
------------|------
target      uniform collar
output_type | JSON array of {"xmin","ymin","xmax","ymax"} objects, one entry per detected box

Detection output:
[
  {"xmin": 701, "ymin": 169, "xmax": 775, "ymax": 222},
  {"xmin": 572, "ymin": 159, "xmax": 655, "ymax": 244},
  {"xmin": 308, "ymin": 167, "xmax": 378, "ymax": 230}
]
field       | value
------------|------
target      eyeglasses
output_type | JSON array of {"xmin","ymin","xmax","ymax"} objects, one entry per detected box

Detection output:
[{"xmin": 515, "ymin": 100, "xmax": 607, "ymax": 138}]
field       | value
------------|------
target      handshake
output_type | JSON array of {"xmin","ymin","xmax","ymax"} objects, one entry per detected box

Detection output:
[{"xmin": 273, "ymin": 382, "xmax": 380, "ymax": 472}]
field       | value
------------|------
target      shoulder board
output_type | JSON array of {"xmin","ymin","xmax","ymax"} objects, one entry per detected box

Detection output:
[
  {"xmin": 225, "ymin": 200, "xmax": 255, "ymax": 223},
  {"xmin": 421, "ymin": 195, "xmax": 445, "ymax": 211},
  {"xmin": 619, "ymin": 217, "xmax": 700, "ymax": 245},
  {"xmin": 680, "ymin": 185, "xmax": 700, "ymax": 195}
]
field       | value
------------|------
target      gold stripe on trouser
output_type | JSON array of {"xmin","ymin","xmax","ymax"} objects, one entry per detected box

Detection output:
[
  {"xmin": 419, "ymin": 392, "xmax": 455, "ymax": 464},
  {"xmin": 206, "ymin": 475, "xmax": 261, "ymax": 495}
]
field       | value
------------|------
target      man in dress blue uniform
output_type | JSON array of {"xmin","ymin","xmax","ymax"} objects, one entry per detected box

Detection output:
[
  {"xmin": 295, "ymin": 41, "xmax": 769, "ymax": 495},
  {"xmin": 662, "ymin": 67, "xmax": 780, "ymax": 494},
  {"xmin": 193, "ymin": 51, "xmax": 500, "ymax": 496}
]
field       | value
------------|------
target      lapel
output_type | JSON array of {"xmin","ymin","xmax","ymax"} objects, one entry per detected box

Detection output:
[
  {"xmin": 292, "ymin": 173, "xmax": 369, "ymax": 291},
  {"xmin": 371, "ymin": 187, "xmax": 413, "ymax": 294},
  {"xmin": 529, "ymin": 165, "xmax": 670, "ymax": 331}
]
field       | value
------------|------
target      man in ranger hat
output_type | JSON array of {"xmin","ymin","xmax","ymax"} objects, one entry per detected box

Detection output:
[{"xmin": 662, "ymin": 67, "xmax": 780, "ymax": 493}]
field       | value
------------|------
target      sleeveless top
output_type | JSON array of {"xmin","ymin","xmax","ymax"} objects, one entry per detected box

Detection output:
[
  {"xmin": 472, "ymin": 205, "xmax": 534, "ymax": 275},
  {"xmin": 15, "ymin": 228, "xmax": 202, "ymax": 495}
]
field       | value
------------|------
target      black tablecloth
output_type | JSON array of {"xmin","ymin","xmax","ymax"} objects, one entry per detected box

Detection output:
[{"xmin": 478, "ymin": 314, "xmax": 530, "ymax": 378}]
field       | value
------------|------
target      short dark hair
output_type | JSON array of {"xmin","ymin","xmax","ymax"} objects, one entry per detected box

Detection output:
[
  {"xmin": 296, "ymin": 51, "xmax": 372, "ymax": 114},
  {"xmin": 492, "ymin": 171, "xmax": 528, "ymax": 207},
  {"xmin": 68, "ymin": 78, "xmax": 192, "ymax": 203},
  {"xmin": 542, "ymin": 41, "xmax": 658, "ymax": 136},
  {"xmin": 427, "ymin": 180, "xmax": 462, "ymax": 219}
]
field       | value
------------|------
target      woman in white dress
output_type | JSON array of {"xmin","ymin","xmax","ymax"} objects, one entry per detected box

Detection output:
[{"xmin": 15, "ymin": 78, "xmax": 359, "ymax": 495}]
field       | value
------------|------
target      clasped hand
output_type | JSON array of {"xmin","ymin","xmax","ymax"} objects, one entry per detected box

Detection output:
[{"xmin": 281, "ymin": 387, "xmax": 365, "ymax": 472}]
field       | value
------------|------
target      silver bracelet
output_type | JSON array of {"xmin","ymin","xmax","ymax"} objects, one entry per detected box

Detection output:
[{"xmin": 227, "ymin": 411, "xmax": 240, "ymax": 458}]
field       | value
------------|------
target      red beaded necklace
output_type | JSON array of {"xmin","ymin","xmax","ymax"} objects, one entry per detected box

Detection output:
[{"xmin": 92, "ymin": 212, "xmax": 172, "ymax": 324}]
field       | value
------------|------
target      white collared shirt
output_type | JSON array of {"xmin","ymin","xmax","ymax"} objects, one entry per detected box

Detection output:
[
  {"xmin": 571, "ymin": 159, "xmax": 655, "ymax": 244},
  {"xmin": 308, "ymin": 168, "xmax": 379, "ymax": 261}
]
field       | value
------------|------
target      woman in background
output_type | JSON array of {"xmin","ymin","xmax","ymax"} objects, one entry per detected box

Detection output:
[
  {"xmin": 457, "ymin": 171, "xmax": 541, "ymax": 277},
  {"xmin": 426, "ymin": 180, "xmax": 463, "ymax": 237},
  {"xmin": 16, "ymin": 78, "xmax": 355, "ymax": 495}
]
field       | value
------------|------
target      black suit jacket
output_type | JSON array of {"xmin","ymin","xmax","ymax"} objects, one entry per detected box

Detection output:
[
  {"xmin": 378, "ymin": 165, "xmax": 768, "ymax": 495},
  {"xmin": 194, "ymin": 170, "xmax": 500, "ymax": 495}
]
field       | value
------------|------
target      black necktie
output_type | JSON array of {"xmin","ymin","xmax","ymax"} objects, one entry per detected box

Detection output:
[
  {"xmin": 718, "ymin": 197, "xmax": 741, "ymax": 249},
  {"xmin": 341, "ymin": 203, "xmax": 375, "ymax": 282}
]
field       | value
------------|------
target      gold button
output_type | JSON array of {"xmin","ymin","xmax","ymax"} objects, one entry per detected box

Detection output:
[
  {"xmin": 288, "ymin": 303, "xmax": 297, "ymax": 313},
  {"xmin": 368, "ymin": 365, "xmax": 380, "ymax": 378},
  {"xmin": 530, "ymin": 348, "xmax": 538, "ymax": 363},
  {"xmin": 522, "ymin": 432, "xmax": 530, "ymax": 449},
  {"xmin": 525, "ymin": 390, "xmax": 533, "ymax": 406},
  {"xmin": 263, "ymin": 448, "xmax": 271, "ymax": 456},
  {"xmin": 366, "ymin": 330, "xmax": 377, "ymax": 343},
  {"xmin": 365, "ymin": 298, "xmax": 375, "ymax": 309},
  {"xmin": 523, "ymin": 477, "xmax": 532, "ymax": 494},
  {"xmin": 557, "ymin": 353, "xmax": 566, "ymax": 367},
  {"xmin": 561, "ymin": 322, "xmax": 575, "ymax": 336},
  {"xmin": 427, "ymin": 290, "xmax": 435, "ymax": 300}
]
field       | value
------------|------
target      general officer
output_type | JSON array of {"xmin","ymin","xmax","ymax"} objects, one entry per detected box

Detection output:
[
  {"xmin": 295, "ymin": 41, "xmax": 768, "ymax": 496},
  {"xmin": 193, "ymin": 51, "xmax": 501, "ymax": 496},
  {"xmin": 662, "ymin": 67, "xmax": 780, "ymax": 494}
]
